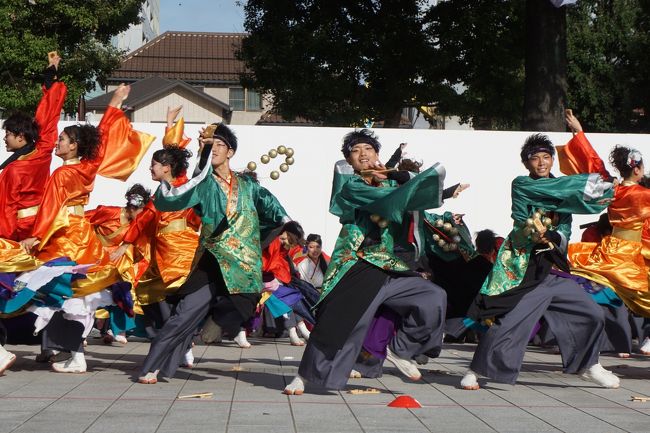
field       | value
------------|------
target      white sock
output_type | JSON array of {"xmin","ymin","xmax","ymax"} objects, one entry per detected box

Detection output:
[
  {"xmin": 183, "ymin": 348, "xmax": 194, "ymax": 367},
  {"xmin": 0, "ymin": 345, "xmax": 10, "ymax": 357},
  {"xmin": 71, "ymin": 351, "xmax": 85, "ymax": 364},
  {"xmin": 234, "ymin": 329, "xmax": 251, "ymax": 348},
  {"xmin": 296, "ymin": 321, "xmax": 310, "ymax": 340},
  {"xmin": 284, "ymin": 375, "xmax": 306, "ymax": 395},
  {"xmin": 460, "ymin": 369, "xmax": 480, "ymax": 390},
  {"xmin": 288, "ymin": 327, "xmax": 304, "ymax": 345}
]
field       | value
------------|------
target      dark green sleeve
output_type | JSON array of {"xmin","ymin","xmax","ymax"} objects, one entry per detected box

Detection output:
[{"xmin": 253, "ymin": 183, "xmax": 289, "ymax": 239}]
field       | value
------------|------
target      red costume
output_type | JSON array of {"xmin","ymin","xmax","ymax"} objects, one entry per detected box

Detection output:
[{"xmin": 0, "ymin": 82, "xmax": 67, "ymax": 240}]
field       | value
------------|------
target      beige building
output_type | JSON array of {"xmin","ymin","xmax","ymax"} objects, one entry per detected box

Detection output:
[{"xmin": 86, "ymin": 32, "xmax": 268, "ymax": 125}]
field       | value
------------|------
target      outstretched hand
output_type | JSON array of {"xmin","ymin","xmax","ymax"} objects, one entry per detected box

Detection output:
[
  {"xmin": 48, "ymin": 51, "xmax": 61, "ymax": 70},
  {"xmin": 565, "ymin": 109, "xmax": 583, "ymax": 134},
  {"xmin": 20, "ymin": 237, "xmax": 39, "ymax": 254},
  {"xmin": 166, "ymin": 105, "xmax": 183, "ymax": 127},
  {"xmin": 110, "ymin": 244, "xmax": 130, "ymax": 262},
  {"xmin": 109, "ymin": 84, "xmax": 131, "ymax": 108},
  {"xmin": 452, "ymin": 183, "xmax": 470, "ymax": 198}
]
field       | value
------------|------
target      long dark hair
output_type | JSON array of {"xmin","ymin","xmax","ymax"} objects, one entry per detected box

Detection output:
[{"xmin": 152, "ymin": 145, "xmax": 192, "ymax": 178}]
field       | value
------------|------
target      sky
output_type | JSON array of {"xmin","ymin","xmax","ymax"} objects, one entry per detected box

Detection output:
[{"xmin": 159, "ymin": 0, "xmax": 246, "ymax": 33}]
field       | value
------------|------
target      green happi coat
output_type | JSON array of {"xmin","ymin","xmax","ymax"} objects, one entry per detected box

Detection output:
[
  {"xmin": 153, "ymin": 160, "xmax": 288, "ymax": 295},
  {"xmin": 320, "ymin": 163, "xmax": 446, "ymax": 302},
  {"xmin": 481, "ymin": 173, "xmax": 613, "ymax": 297},
  {"xmin": 423, "ymin": 211, "xmax": 478, "ymax": 262}
]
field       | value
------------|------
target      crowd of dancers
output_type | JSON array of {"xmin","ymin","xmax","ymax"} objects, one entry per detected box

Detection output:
[{"xmin": 1, "ymin": 54, "xmax": 649, "ymax": 395}]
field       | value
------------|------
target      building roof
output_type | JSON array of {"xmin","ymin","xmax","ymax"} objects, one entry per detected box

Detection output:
[
  {"xmin": 85, "ymin": 76, "xmax": 231, "ymax": 112},
  {"xmin": 107, "ymin": 31, "xmax": 246, "ymax": 84}
]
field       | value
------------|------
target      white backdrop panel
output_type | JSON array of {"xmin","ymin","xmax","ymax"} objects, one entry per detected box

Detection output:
[{"xmin": 1, "ymin": 122, "xmax": 648, "ymax": 253}]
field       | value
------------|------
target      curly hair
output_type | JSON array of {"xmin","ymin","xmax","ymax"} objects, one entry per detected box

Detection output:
[
  {"xmin": 63, "ymin": 124, "xmax": 101, "ymax": 160},
  {"xmin": 609, "ymin": 145, "xmax": 643, "ymax": 179},
  {"xmin": 124, "ymin": 183, "xmax": 151, "ymax": 210},
  {"xmin": 341, "ymin": 129, "xmax": 381, "ymax": 158},
  {"xmin": 3, "ymin": 112, "xmax": 39, "ymax": 145},
  {"xmin": 520, "ymin": 133, "xmax": 555, "ymax": 163},
  {"xmin": 152, "ymin": 145, "xmax": 193, "ymax": 178}
]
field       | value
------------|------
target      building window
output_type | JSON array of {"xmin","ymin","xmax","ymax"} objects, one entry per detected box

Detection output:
[
  {"xmin": 246, "ymin": 90, "xmax": 262, "ymax": 111},
  {"xmin": 229, "ymin": 88, "xmax": 262, "ymax": 112}
]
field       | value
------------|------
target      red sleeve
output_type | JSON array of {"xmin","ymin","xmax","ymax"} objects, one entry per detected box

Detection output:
[
  {"xmin": 0, "ymin": 169, "xmax": 22, "ymax": 240},
  {"xmin": 262, "ymin": 237, "xmax": 292, "ymax": 284},
  {"xmin": 33, "ymin": 82, "xmax": 67, "ymax": 154},
  {"xmin": 85, "ymin": 206, "xmax": 118, "ymax": 228},
  {"xmin": 186, "ymin": 208, "xmax": 202, "ymax": 230},
  {"xmin": 123, "ymin": 200, "xmax": 157, "ymax": 244}
]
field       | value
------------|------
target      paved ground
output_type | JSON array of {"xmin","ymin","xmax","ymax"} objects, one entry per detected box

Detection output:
[{"xmin": 2, "ymin": 338, "xmax": 650, "ymax": 433}]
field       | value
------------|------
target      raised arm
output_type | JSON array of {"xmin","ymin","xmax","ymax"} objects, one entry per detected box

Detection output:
[{"xmin": 34, "ymin": 52, "xmax": 67, "ymax": 154}]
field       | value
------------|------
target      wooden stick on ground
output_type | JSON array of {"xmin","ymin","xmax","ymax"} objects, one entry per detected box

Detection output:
[{"xmin": 178, "ymin": 392, "xmax": 214, "ymax": 399}]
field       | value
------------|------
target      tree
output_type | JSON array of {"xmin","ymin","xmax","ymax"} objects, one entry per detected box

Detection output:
[
  {"xmin": 239, "ymin": 0, "xmax": 446, "ymax": 127},
  {"xmin": 424, "ymin": 0, "xmax": 526, "ymax": 130},
  {"xmin": 566, "ymin": 0, "xmax": 643, "ymax": 132},
  {"xmin": 0, "ymin": 0, "xmax": 143, "ymax": 115}
]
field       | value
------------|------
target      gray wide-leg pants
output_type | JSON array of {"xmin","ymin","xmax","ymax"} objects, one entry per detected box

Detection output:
[
  {"xmin": 140, "ymin": 284, "xmax": 212, "ymax": 378},
  {"xmin": 298, "ymin": 275, "xmax": 446, "ymax": 390},
  {"xmin": 470, "ymin": 274, "xmax": 605, "ymax": 384}
]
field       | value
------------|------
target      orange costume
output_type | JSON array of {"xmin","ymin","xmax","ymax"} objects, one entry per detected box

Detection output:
[
  {"xmin": 0, "ymin": 81, "xmax": 67, "ymax": 241},
  {"xmin": 122, "ymin": 118, "xmax": 200, "ymax": 306},
  {"xmin": 31, "ymin": 106, "xmax": 154, "ymax": 297},
  {"xmin": 86, "ymin": 205, "xmax": 149, "ymax": 284},
  {"xmin": 558, "ymin": 132, "xmax": 650, "ymax": 316}
]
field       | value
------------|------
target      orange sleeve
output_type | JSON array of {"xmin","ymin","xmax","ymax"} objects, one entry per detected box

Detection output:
[
  {"xmin": 556, "ymin": 132, "xmax": 611, "ymax": 178},
  {"xmin": 262, "ymin": 237, "xmax": 292, "ymax": 284},
  {"xmin": 97, "ymin": 106, "xmax": 155, "ymax": 181},
  {"xmin": 163, "ymin": 117, "xmax": 191, "ymax": 148},
  {"xmin": 31, "ymin": 168, "xmax": 82, "ymax": 241},
  {"xmin": 123, "ymin": 200, "xmax": 157, "ymax": 244},
  {"xmin": 33, "ymin": 81, "xmax": 67, "ymax": 154}
]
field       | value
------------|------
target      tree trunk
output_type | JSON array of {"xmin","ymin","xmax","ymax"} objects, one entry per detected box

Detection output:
[
  {"xmin": 382, "ymin": 108, "xmax": 404, "ymax": 128},
  {"xmin": 522, "ymin": 0, "xmax": 567, "ymax": 131}
]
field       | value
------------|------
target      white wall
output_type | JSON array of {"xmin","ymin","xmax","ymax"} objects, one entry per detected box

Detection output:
[{"xmin": 1, "ymin": 123, "xmax": 648, "ymax": 253}]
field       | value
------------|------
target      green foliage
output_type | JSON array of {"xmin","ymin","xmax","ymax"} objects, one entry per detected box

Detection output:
[
  {"xmin": 241, "ymin": 0, "xmax": 649, "ymax": 132},
  {"xmin": 239, "ymin": 0, "xmax": 444, "ymax": 127},
  {"xmin": 0, "ymin": 0, "xmax": 143, "ymax": 115},
  {"xmin": 424, "ymin": 0, "xmax": 525, "ymax": 130},
  {"xmin": 566, "ymin": 0, "xmax": 643, "ymax": 132}
]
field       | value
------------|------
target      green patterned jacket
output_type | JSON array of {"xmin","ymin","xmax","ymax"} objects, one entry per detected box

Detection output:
[
  {"xmin": 320, "ymin": 163, "xmax": 446, "ymax": 302},
  {"xmin": 480, "ymin": 173, "xmax": 613, "ymax": 297},
  {"xmin": 153, "ymin": 161, "xmax": 288, "ymax": 294}
]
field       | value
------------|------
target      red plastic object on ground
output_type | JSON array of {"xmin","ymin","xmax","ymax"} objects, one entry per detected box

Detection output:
[{"xmin": 387, "ymin": 395, "xmax": 422, "ymax": 408}]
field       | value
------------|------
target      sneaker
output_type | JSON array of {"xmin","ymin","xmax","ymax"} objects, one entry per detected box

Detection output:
[
  {"xmin": 581, "ymin": 363, "xmax": 620, "ymax": 388},
  {"xmin": 51, "ymin": 355, "xmax": 87, "ymax": 374},
  {"xmin": 114, "ymin": 334, "xmax": 128, "ymax": 345},
  {"xmin": 0, "ymin": 351, "xmax": 17, "ymax": 375},
  {"xmin": 460, "ymin": 369, "xmax": 480, "ymax": 390},
  {"xmin": 386, "ymin": 347, "xmax": 421, "ymax": 381}
]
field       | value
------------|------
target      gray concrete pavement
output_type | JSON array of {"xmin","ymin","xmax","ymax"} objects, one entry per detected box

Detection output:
[{"xmin": 2, "ymin": 338, "xmax": 650, "ymax": 433}]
